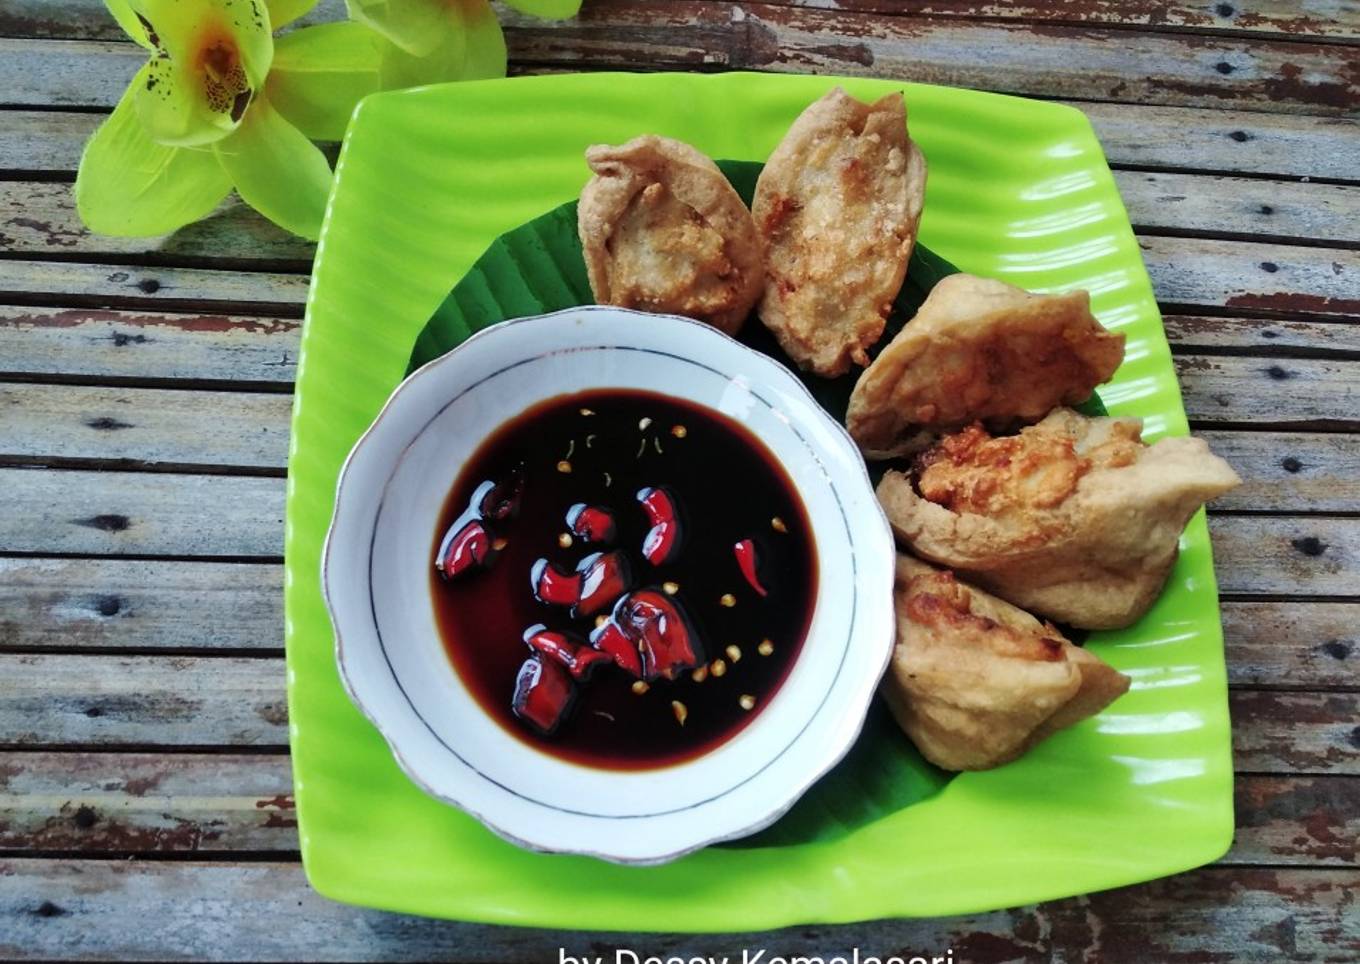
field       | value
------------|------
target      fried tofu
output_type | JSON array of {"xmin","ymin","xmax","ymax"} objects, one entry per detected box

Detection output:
[
  {"xmin": 753, "ymin": 87, "xmax": 927, "ymax": 377},
  {"xmin": 877, "ymin": 409, "xmax": 1241, "ymax": 630},
  {"xmin": 882, "ymin": 555, "xmax": 1130, "ymax": 771},
  {"xmin": 847, "ymin": 274, "xmax": 1126, "ymax": 458},
  {"xmin": 578, "ymin": 135, "xmax": 763, "ymax": 335}
]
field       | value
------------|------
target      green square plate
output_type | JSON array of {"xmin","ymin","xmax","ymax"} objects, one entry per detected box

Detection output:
[{"xmin": 287, "ymin": 71, "xmax": 1232, "ymax": 929}]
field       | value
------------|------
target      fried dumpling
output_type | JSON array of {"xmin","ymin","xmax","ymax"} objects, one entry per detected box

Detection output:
[
  {"xmin": 847, "ymin": 274, "xmax": 1126, "ymax": 458},
  {"xmin": 753, "ymin": 87, "xmax": 926, "ymax": 377},
  {"xmin": 877, "ymin": 409, "xmax": 1241, "ymax": 630},
  {"xmin": 882, "ymin": 555, "xmax": 1130, "ymax": 772},
  {"xmin": 578, "ymin": 135, "xmax": 763, "ymax": 335}
]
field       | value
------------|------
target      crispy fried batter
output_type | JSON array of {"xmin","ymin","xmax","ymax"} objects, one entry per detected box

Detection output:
[
  {"xmin": 877, "ymin": 409, "xmax": 1241, "ymax": 630},
  {"xmin": 578, "ymin": 135, "xmax": 763, "ymax": 335},
  {"xmin": 882, "ymin": 555, "xmax": 1130, "ymax": 771},
  {"xmin": 752, "ymin": 87, "xmax": 926, "ymax": 377},
  {"xmin": 846, "ymin": 274, "xmax": 1126, "ymax": 458}
]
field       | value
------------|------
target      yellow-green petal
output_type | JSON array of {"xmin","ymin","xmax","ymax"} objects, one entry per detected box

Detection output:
[
  {"xmin": 500, "ymin": 0, "xmax": 581, "ymax": 19},
  {"xmin": 344, "ymin": 0, "xmax": 446, "ymax": 57},
  {"xmin": 376, "ymin": 0, "xmax": 505, "ymax": 89},
  {"xmin": 76, "ymin": 65, "xmax": 232, "ymax": 237},
  {"xmin": 213, "ymin": 94, "xmax": 332, "ymax": 240},
  {"xmin": 266, "ymin": 0, "xmax": 316, "ymax": 29},
  {"xmin": 129, "ymin": 0, "xmax": 275, "ymax": 147},
  {"xmin": 104, "ymin": 0, "xmax": 155, "ymax": 48},
  {"xmin": 132, "ymin": 0, "xmax": 274, "ymax": 85},
  {"xmin": 267, "ymin": 21, "xmax": 380, "ymax": 140}
]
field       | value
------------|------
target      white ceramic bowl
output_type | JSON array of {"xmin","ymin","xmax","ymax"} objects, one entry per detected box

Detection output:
[{"xmin": 323, "ymin": 306, "xmax": 896, "ymax": 864}]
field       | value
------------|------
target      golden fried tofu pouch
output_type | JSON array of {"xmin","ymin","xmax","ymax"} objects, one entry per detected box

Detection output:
[
  {"xmin": 752, "ymin": 87, "xmax": 926, "ymax": 377},
  {"xmin": 578, "ymin": 135, "xmax": 763, "ymax": 335},
  {"xmin": 882, "ymin": 555, "xmax": 1130, "ymax": 772},
  {"xmin": 846, "ymin": 274, "xmax": 1126, "ymax": 458},
  {"xmin": 877, "ymin": 409, "xmax": 1242, "ymax": 630}
]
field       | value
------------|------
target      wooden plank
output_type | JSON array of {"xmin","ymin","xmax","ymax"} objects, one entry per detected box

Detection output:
[
  {"xmin": 1223, "ymin": 601, "xmax": 1360, "ymax": 691},
  {"xmin": 0, "ymin": 260, "xmax": 308, "ymax": 314},
  {"xmin": 761, "ymin": 1, "xmax": 1360, "ymax": 39},
  {"xmin": 0, "ymin": 468, "xmax": 283, "ymax": 557},
  {"xmin": 0, "ymin": 382, "xmax": 291, "ymax": 470},
  {"xmin": 1164, "ymin": 314, "xmax": 1357, "ymax": 354},
  {"xmin": 1177, "ymin": 354, "xmax": 1359, "ymax": 429},
  {"xmin": 0, "ymin": 306, "xmax": 299, "ymax": 385},
  {"xmin": 10, "ymin": 0, "xmax": 1358, "ymax": 42},
  {"xmin": 1202, "ymin": 431, "xmax": 1360, "ymax": 515},
  {"xmin": 4, "ymin": 556, "xmax": 1352, "ymax": 692},
  {"xmin": 1232, "ymin": 690, "xmax": 1360, "ymax": 775},
  {"xmin": 0, "ymin": 111, "xmax": 98, "ymax": 173},
  {"xmin": 502, "ymin": 1, "xmax": 1360, "ymax": 115},
  {"xmin": 1, "ymin": 374, "xmax": 1357, "ymax": 510},
  {"xmin": 9, "ymin": 7, "xmax": 1359, "ymax": 116},
  {"xmin": 1210, "ymin": 515, "xmax": 1360, "ymax": 597},
  {"xmin": 2, "ymin": 476, "xmax": 1357, "ymax": 584},
  {"xmin": 1145, "ymin": 236, "xmax": 1360, "ymax": 318},
  {"xmin": 0, "ymin": 655, "xmax": 287, "ymax": 746},
  {"xmin": 0, "ymin": 181, "xmax": 314, "ymax": 264},
  {"xmin": 0, "ymin": 752, "xmax": 1350, "ymax": 866},
  {"xmin": 4, "ymin": 174, "xmax": 1354, "ymax": 263},
  {"xmin": 6, "ymin": 243, "xmax": 1357, "ymax": 327},
  {"xmin": 1115, "ymin": 170, "xmax": 1360, "ymax": 245},
  {"xmin": 0, "ymin": 753, "xmax": 294, "ymax": 853},
  {"xmin": 0, "ymin": 554, "xmax": 1351, "ymax": 694},
  {"xmin": 8, "ymin": 103, "xmax": 1358, "ymax": 185},
  {"xmin": 0, "ymin": 861, "xmax": 1354, "ymax": 961},
  {"xmin": 0, "ymin": 654, "xmax": 1348, "ymax": 773},
  {"xmin": 0, "ymin": 559, "xmax": 281, "ymax": 652}
]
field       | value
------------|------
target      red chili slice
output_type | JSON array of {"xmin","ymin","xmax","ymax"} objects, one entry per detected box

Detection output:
[
  {"xmin": 574, "ymin": 551, "xmax": 631, "ymax": 618},
  {"xmin": 565, "ymin": 503, "xmax": 616, "ymax": 544},
  {"xmin": 511, "ymin": 657, "xmax": 576, "ymax": 734},
  {"xmin": 637, "ymin": 487, "xmax": 682, "ymax": 566},
  {"xmin": 733, "ymin": 538, "xmax": 768, "ymax": 597},
  {"xmin": 522, "ymin": 624, "xmax": 611, "ymax": 680},
  {"xmin": 475, "ymin": 466, "xmax": 524, "ymax": 521},
  {"xmin": 589, "ymin": 618, "xmax": 643, "ymax": 678},
  {"xmin": 530, "ymin": 557, "xmax": 581, "ymax": 608},
  {"xmin": 435, "ymin": 516, "xmax": 498, "ymax": 580},
  {"xmin": 612, "ymin": 589, "xmax": 703, "ymax": 680}
]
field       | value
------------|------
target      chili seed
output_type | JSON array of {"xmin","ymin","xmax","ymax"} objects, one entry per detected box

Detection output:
[
  {"xmin": 739, "ymin": 694, "xmax": 756, "ymax": 711},
  {"xmin": 557, "ymin": 460, "xmax": 572, "ymax": 473},
  {"xmin": 726, "ymin": 644, "xmax": 742, "ymax": 663},
  {"xmin": 711, "ymin": 658, "xmax": 727, "ymax": 677},
  {"xmin": 662, "ymin": 581, "xmax": 680, "ymax": 595},
  {"xmin": 580, "ymin": 408, "xmax": 595, "ymax": 416},
  {"xmin": 691, "ymin": 665, "xmax": 709, "ymax": 683},
  {"xmin": 758, "ymin": 638, "xmax": 774, "ymax": 656},
  {"xmin": 558, "ymin": 532, "xmax": 573, "ymax": 549},
  {"xmin": 631, "ymin": 680, "xmax": 649, "ymax": 695},
  {"xmin": 491, "ymin": 537, "xmax": 509, "ymax": 552},
  {"xmin": 672, "ymin": 700, "xmax": 688, "ymax": 726},
  {"xmin": 771, "ymin": 516, "xmax": 787, "ymax": 533},
  {"xmin": 720, "ymin": 593, "xmax": 736, "ymax": 608},
  {"xmin": 671, "ymin": 424, "xmax": 687, "ymax": 438}
]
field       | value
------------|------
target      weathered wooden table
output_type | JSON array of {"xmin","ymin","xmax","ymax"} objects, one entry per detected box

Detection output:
[{"xmin": 1, "ymin": 1, "xmax": 1357, "ymax": 960}]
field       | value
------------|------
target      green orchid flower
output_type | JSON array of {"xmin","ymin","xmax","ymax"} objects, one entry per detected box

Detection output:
[
  {"xmin": 77, "ymin": 0, "xmax": 382, "ymax": 240},
  {"xmin": 346, "ymin": 0, "xmax": 582, "ymax": 88}
]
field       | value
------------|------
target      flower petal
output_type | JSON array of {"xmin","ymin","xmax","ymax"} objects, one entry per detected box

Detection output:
[
  {"xmin": 344, "ymin": 0, "xmax": 447, "ymax": 57},
  {"xmin": 376, "ymin": 0, "xmax": 505, "ymax": 89},
  {"xmin": 500, "ymin": 0, "xmax": 581, "ymax": 19},
  {"xmin": 76, "ymin": 65, "xmax": 232, "ymax": 237},
  {"xmin": 266, "ymin": 0, "xmax": 317, "ymax": 29},
  {"xmin": 266, "ymin": 21, "xmax": 380, "ymax": 140},
  {"xmin": 213, "ymin": 94, "xmax": 332, "ymax": 240},
  {"xmin": 104, "ymin": 0, "xmax": 155, "ymax": 48}
]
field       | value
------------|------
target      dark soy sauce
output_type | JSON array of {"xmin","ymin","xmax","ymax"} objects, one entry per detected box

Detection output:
[{"xmin": 430, "ymin": 389, "xmax": 818, "ymax": 770}]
